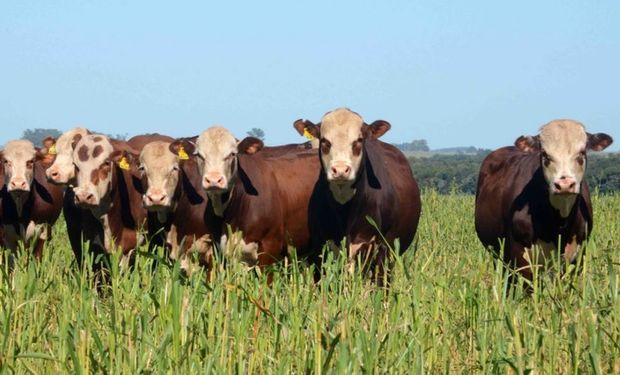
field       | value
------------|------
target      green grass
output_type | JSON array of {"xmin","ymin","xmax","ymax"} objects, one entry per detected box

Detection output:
[{"xmin": 1, "ymin": 192, "xmax": 620, "ymax": 373}]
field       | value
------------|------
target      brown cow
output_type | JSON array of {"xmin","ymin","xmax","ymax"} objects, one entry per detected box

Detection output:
[
  {"xmin": 70, "ymin": 134, "xmax": 147, "ymax": 267},
  {"xmin": 138, "ymin": 140, "xmax": 214, "ymax": 272},
  {"xmin": 0, "ymin": 139, "xmax": 64, "ymax": 260},
  {"xmin": 475, "ymin": 120, "xmax": 613, "ymax": 286},
  {"xmin": 295, "ymin": 108, "xmax": 422, "ymax": 282},
  {"xmin": 174, "ymin": 126, "xmax": 320, "ymax": 271}
]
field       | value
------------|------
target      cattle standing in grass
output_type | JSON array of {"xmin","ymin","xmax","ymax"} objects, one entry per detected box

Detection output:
[
  {"xmin": 475, "ymin": 120, "xmax": 613, "ymax": 284},
  {"xmin": 138, "ymin": 140, "xmax": 214, "ymax": 272},
  {"xmin": 70, "ymin": 134, "xmax": 146, "ymax": 267},
  {"xmin": 44, "ymin": 127, "xmax": 95, "ymax": 266},
  {"xmin": 295, "ymin": 108, "xmax": 421, "ymax": 281},
  {"xmin": 174, "ymin": 127, "xmax": 320, "ymax": 271},
  {"xmin": 0, "ymin": 140, "xmax": 63, "ymax": 260}
]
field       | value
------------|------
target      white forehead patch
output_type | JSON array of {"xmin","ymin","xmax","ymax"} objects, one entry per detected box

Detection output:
[
  {"xmin": 320, "ymin": 108, "xmax": 364, "ymax": 141},
  {"xmin": 140, "ymin": 141, "xmax": 177, "ymax": 166},
  {"xmin": 3, "ymin": 140, "xmax": 37, "ymax": 161},
  {"xmin": 539, "ymin": 120, "xmax": 587, "ymax": 155},
  {"xmin": 196, "ymin": 126, "xmax": 237, "ymax": 156},
  {"xmin": 56, "ymin": 127, "xmax": 90, "ymax": 155}
]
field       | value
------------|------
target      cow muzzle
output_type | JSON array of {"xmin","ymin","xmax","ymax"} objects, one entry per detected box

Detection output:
[
  {"xmin": 552, "ymin": 176, "xmax": 578, "ymax": 194},
  {"xmin": 8, "ymin": 178, "xmax": 30, "ymax": 193},
  {"xmin": 73, "ymin": 188, "xmax": 100, "ymax": 207},
  {"xmin": 46, "ymin": 166, "xmax": 66, "ymax": 184},
  {"xmin": 328, "ymin": 161, "xmax": 353, "ymax": 182},
  {"xmin": 144, "ymin": 189, "xmax": 170, "ymax": 209},
  {"xmin": 203, "ymin": 172, "xmax": 228, "ymax": 191}
]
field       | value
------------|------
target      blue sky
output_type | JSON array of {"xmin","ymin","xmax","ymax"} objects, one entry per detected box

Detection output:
[{"xmin": 1, "ymin": 1, "xmax": 618, "ymax": 150}]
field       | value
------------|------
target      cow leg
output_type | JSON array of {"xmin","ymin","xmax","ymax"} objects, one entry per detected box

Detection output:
[
  {"xmin": 64, "ymin": 190, "xmax": 84, "ymax": 267},
  {"xmin": 25, "ymin": 221, "xmax": 49, "ymax": 261}
]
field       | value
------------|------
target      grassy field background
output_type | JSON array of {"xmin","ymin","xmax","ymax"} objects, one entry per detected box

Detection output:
[{"xmin": 1, "ymin": 191, "xmax": 619, "ymax": 373}]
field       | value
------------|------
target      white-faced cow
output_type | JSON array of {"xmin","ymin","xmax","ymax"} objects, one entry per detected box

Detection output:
[
  {"xmin": 295, "ymin": 108, "xmax": 421, "ymax": 282},
  {"xmin": 0, "ymin": 139, "xmax": 63, "ymax": 260},
  {"xmin": 475, "ymin": 120, "xmax": 613, "ymax": 285},
  {"xmin": 174, "ymin": 126, "xmax": 320, "ymax": 273},
  {"xmin": 137, "ymin": 140, "xmax": 214, "ymax": 272}
]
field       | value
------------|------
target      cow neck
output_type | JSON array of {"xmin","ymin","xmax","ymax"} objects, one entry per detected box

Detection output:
[{"xmin": 207, "ymin": 187, "xmax": 234, "ymax": 217}]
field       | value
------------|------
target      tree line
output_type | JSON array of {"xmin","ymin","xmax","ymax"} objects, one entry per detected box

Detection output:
[
  {"xmin": 409, "ymin": 152, "xmax": 620, "ymax": 194},
  {"xmin": 15, "ymin": 129, "xmax": 620, "ymax": 194}
]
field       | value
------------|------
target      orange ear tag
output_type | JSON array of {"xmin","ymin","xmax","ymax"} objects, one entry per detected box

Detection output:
[
  {"xmin": 119, "ymin": 157, "xmax": 130, "ymax": 170},
  {"xmin": 303, "ymin": 127, "xmax": 315, "ymax": 140},
  {"xmin": 178, "ymin": 146, "xmax": 190, "ymax": 160}
]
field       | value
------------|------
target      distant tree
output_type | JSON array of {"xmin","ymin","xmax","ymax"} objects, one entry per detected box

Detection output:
[
  {"xmin": 393, "ymin": 139, "xmax": 430, "ymax": 152},
  {"xmin": 21, "ymin": 128, "xmax": 63, "ymax": 147},
  {"xmin": 247, "ymin": 128, "xmax": 265, "ymax": 140},
  {"xmin": 106, "ymin": 133, "xmax": 128, "ymax": 141}
]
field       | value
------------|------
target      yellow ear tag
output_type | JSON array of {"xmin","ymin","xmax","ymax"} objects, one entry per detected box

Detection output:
[
  {"xmin": 303, "ymin": 127, "xmax": 315, "ymax": 140},
  {"xmin": 178, "ymin": 146, "xmax": 189, "ymax": 160},
  {"xmin": 119, "ymin": 156, "xmax": 130, "ymax": 170},
  {"xmin": 48, "ymin": 144, "xmax": 57, "ymax": 155}
]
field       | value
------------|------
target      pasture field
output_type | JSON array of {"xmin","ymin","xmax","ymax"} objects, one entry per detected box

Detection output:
[{"xmin": 1, "ymin": 192, "xmax": 620, "ymax": 374}]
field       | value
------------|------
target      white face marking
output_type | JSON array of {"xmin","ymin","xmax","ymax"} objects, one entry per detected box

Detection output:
[
  {"xmin": 538, "ymin": 121, "xmax": 587, "ymax": 215},
  {"xmin": 319, "ymin": 108, "xmax": 366, "ymax": 204},
  {"xmin": 139, "ymin": 141, "xmax": 180, "ymax": 210},
  {"xmin": 71, "ymin": 135, "xmax": 115, "ymax": 209},
  {"xmin": 194, "ymin": 127, "xmax": 238, "ymax": 192},
  {"xmin": 45, "ymin": 127, "xmax": 90, "ymax": 184},
  {"xmin": 1, "ymin": 140, "xmax": 37, "ymax": 194}
]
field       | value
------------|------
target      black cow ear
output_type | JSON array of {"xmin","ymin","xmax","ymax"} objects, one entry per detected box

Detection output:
[
  {"xmin": 238, "ymin": 137, "xmax": 264, "ymax": 155},
  {"xmin": 364, "ymin": 120, "xmax": 391, "ymax": 139},
  {"xmin": 293, "ymin": 119, "xmax": 320, "ymax": 140},
  {"xmin": 514, "ymin": 135, "xmax": 540, "ymax": 152},
  {"xmin": 587, "ymin": 132, "xmax": 613, "ymax": 152}
]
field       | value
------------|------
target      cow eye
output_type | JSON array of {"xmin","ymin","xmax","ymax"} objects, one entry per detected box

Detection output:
[
  {"xmin": 26, "ymin": 160, "xmax": 34, "ymax": 169},
  {"xmin": 172, "ymin": 165, "xmax": 180, "ymax": 171},
  {"xmin": 138, "ymin": 165, "xmax": 145, "ymax": 171}
]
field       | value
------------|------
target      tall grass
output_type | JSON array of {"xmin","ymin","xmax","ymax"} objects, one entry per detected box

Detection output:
[{"xmin": 1, "ymin": 191, "xmax": 619, "ymax": 373}]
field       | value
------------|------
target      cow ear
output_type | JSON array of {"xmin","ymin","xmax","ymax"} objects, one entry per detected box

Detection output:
[
  {"xmin": 42, "ymin": 136, "xmax": 56, "ymax": 152},
  {"xmin": 293, "ymin": 119, "xmax": 320, "ymax": 140},
  {"xmin": 169, "ymin": 140, "xmax": 195, "ymax": 160},
  {"xmin": 587, "ymin": 132, "xmax": 613, "ymax": 152},
  {"xmin": 514, "ymin": 135, "xmax": 540, "ymax": 152},
  {"xmin": 110, "ymin": 150, "xmax": 138, "ymax": 171},
  {"xmin": 71, "ymin": 133, "xmax": 83, "ymax": 150},
  {"xmin": 364, "ymin": 120, "xmax": 391, "ymax": 139},
  {"xmin": 238, "ymin": 137, "xmax": 264, "ymax": 155}
]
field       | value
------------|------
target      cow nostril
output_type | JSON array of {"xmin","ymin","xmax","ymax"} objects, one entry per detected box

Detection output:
[
  {"xmin": 343, "ymin": 166, "xmax": 351, "ymax": 175},
  {"xmin": 554, "ymin": 182, "xmax": 562, "ymax": 191},
  {"xmin": 217, "ymin": 176, "xmax": 224, "ymax": 185},
  {"xmin": 51, "ymin": 171, "xmax": 59, "ymax": 178},
  {"xmin": 86, "ymin": 194, "xmax": 94, "ymax": 202},
  {"xmin": 569, "ymin": 181, "xmax": 576, "ymax": 190},
  {"xmin": 331, "ymin": 167, "xmax": 339, "ymax": 176}
]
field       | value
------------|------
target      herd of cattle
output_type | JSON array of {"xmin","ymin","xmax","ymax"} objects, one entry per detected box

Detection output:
[{"xmin": 0, "ymin": 107, "xmax": 614, "ymax": 285}]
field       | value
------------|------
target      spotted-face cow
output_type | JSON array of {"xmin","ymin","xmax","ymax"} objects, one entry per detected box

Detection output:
[
  {"xmin": 174, "ymin": 126, "xmax": 320, "ymax": 271},
  {"xmin": 43, "ymin": 127, "xmax": 96, "ymax": 266},
  {"xmin": 295, "ymin": 108, "xmax": 421, "ymax": 282},
  {"xmin": 70, "ymin": 134, "xmax": 146, "ymax": 266},
  {"xmin": 137, "ymin": 140, "xmax": 215, "ymax": 272},
  {"xmin": 475, "ymin": 120, "xmax": 613, "ymax": 285},
  {"xmin": 0, "ymin": 139, "xmax": 63, "ymax": 260}
]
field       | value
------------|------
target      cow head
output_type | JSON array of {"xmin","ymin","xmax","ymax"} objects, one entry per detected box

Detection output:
[
  {"xmin": 45, "ymin": 127, "xmax": 90, "ymax": 185},
  {"xmin": 1, "ymin": 140, "xmax": 47, "ymax": 210},
  {"xmin": 71, "ymin": 134, "xmax": 139, "ymax": 213},
  {"xmin": 295, "ymin": 108, "xmax": 390, "ymax": 204},
  {"xmin": 177, "ymin": 127, "xmax": 263, "ymax": 194},
  {"xmin": 138, "ymin": 141, "xmax": 181, "ymax": 212},
  {"xmin": 515, "ymin": 120, "xmax": 613, "ymax": 217}
]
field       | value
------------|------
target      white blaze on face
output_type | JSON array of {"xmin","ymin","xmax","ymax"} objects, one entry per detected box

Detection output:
[
  {"xmin": 1, "ymin": 140, "xmax": 37, "ymax": 193},
  {"xmin": 72, "ymin": 135, "xmax": 115, "ymax": 208},
  {"xmin": 194, "ymin": 127, "xmax": 238, "ymax": 192},
  {"xmin": 539, "ymin": 121, "xmax": 588, "ymax": 216},
  {"xmin": 46, "ymin": 127, "xmax": 90, "ymax": 184},
  {"xmin": 139, "ymin": 141, "xmax": 180, "ymax": 210},
  {"xmin": 319, "ymin": 108, "xmax": 365, "ymax": 183}
]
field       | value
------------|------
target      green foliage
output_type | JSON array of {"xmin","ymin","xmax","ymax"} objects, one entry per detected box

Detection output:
[
  {"xmin": 410, "ymin": 152, "xmax": 620, "ymax": 194},
  {"xmin": 1, "ymin": 193, "xmax": 620, "ymax": 372},
  {"xmin": 21, "ymin": 128, "xmax": 62, "ymax": 147},
  {"xmin": 393, "ymin": 139, "xmax": 430, "ymax": 152}
]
